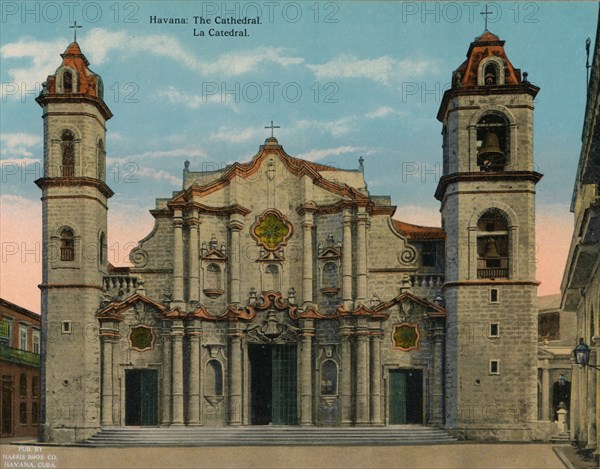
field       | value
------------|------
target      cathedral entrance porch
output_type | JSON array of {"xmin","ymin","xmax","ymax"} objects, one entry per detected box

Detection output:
[
  {"xmin": 389, "ymin": 369, "xmax": 423, "ymax": 425},
  {"xmin": 125, "ymin": 369, "xmax": 159, "ymax": 426},
  {"xmin": 248, "ymin": 344, "xmax": 297, "ymax": 425}
]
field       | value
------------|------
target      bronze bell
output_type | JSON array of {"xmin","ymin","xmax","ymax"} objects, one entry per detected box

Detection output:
[
  {"xmin": 484, "ymin": 238, "xmax": 500, "ymax": 258},
  {"xmin": 478, "ymin": 132, "xmax": 505, "ymax": 167}
]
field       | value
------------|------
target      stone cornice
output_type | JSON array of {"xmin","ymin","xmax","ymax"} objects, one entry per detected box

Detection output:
[
  {"xmin": 35, "ymin": 177, "xmax": 114, "ymax": 199},
  {"xmin": 434, "ymin": 171, "xmax": 543, "ymax": 201}
]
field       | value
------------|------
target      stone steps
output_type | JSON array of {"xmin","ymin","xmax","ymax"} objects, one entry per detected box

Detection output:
[{"xmin": 82, "ymin": 425, "xmax": 458, "ymax": 447}]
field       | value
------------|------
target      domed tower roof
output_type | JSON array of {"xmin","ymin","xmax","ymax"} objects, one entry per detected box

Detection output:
[
  {"xmin": 437, "ymin": 30, "xmax": 539, "ymax": 121},
  {"xmin": 37, "ymin": 41, "xmax": 111, "ymax": 120}
]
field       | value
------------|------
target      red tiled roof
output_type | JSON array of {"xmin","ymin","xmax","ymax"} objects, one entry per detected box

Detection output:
[{"xmin": 392, "ymin": 219, "xmax": 445, "ymax": 240}]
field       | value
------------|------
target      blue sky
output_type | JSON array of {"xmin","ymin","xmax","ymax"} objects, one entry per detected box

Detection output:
[{"xmin": 1, "ymin": 1, "xmax": 598, "ymax": 309}]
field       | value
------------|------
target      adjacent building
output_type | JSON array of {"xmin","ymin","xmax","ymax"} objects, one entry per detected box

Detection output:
[
  {"xmin": 561, "ymin": 5, "xmax": 600, "ymax": 459},
  {"xmin": 0, "ymin": 298, "xmax": 41, "ymax": 439},
  {"xmin": 537, "ymin": 294, "xmax": 575, "ymax": 423}
]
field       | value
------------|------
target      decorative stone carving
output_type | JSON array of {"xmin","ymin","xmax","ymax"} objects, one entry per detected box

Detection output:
[
  {"xmin": 251, "ymin": 209, "xmax": 293, "ymax": 251},
  {"xmin": 129, "ymin": 324, "xmax": 155, "ymax": 352},
  {"xmin": 392, "ymin": 323, "xmax": 420, "ymax": 351}
]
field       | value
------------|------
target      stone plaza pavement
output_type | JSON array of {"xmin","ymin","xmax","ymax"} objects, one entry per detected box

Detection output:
[{"xmin": 0, "ymin": 442, "xmax": 568, "ymax": 469}]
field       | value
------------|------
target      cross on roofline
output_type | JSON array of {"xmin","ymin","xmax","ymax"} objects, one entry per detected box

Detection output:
[
  {"xmin": 480, "ymin": 5, "xmax": 492, "ymax": 31},
  {"xmin": 265, "ymin": 120, "xmax": 280, "ymax": 138},
  {"xmin": 70, "ymin": 20, "xmax": 82, "ymax": 42}
]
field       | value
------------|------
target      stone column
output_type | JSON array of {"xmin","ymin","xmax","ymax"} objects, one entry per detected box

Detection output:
[
  {"xmin": 172, "ymin": 209, "xmax": 184, "ymax": 306},
  {"xmin": 342, "ymin": 209, "xmax": 353, "ymax": 310},
  {"xmin": 355, "ymin": 210, "xmax": 368, "ymax": 305},
  {"xmin": 431, "ymin": 323, "xmax": 445, "ymax": 427},
  {"xmin": 587, "ymin": 350, "xmax": 597, "ymax": 448},
  {"xmin": 369, "ymin": 328, "xmax": 383, "ymax": 425},
  {"xmin": 340, "ymin": 319, "xmax": 353, "ymax": 425},
  {"xmin": 302, "ymin": 216, "xmax": 314, "ymax": 305},
  {"xmin": 300, "ymin": 319, "xmax": 314, "ymax": 425},
  {"xmin": 228, "ymin": 324, "xmax": 242, "ymax": 425},
  {"xmin": 171, "ymin": 319, "xmax": 185, "ymax": 425},
  {"xmin": 541, "ymin": 364, "xmax": 550, "ymax": 421},
  {"xmin": 161, "ymin": 323, "xmax": 172, "ymax": 425},
  {"xmin": 187, "ymin": 321, "xmax": 202, "ymax": 425},
  {"xmin": 228, "ymin": 219, "xmax": 243, "ymax": 305},
  {"xmin": 100, "ymin": 328, "xmax": 115, "ymax": 426},
  {"xmin": 579, "ymin": 365, "xmax": 587, "ymax": 443},
  {"xmin": 188, "ymin": 210, "xmax": 200, "ymax": 304},
  {"xmin": 355, "ymin": 319, "xmax": 370, "ymax": 424}
]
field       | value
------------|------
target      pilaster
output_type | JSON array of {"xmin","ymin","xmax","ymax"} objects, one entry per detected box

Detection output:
[
  {"xmin": 172, "ymin": 209, "xmax": 184, "ymax": 306},
  {"xmin": 171, "ymin": 319, "xmax": 185, "ymax": 425}
]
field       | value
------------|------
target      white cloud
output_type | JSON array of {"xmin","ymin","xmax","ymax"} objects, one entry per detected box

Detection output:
[
  {"xmin": 210, "ymin": 127, "xmax": 260, "ymax": 144},
  {"xmin": 158, "ymin": 86, "xmax": 236, "ymax": 110},
  {"xmin": 0, "ymin": 133, "xmax": 42, "ymax": 158},
  {"xmin": 366, "ymin": 106, "xmax": 409, "ymax": 119},
  {"xmin": 295, "ymin": 146, "xmax": 367, "ymax": 162},
  {"xmin": 83, "ymin": 28, "xmax": 302, "ymax": 76},
  {"xmin": 109, "ymin": 147, "xmax": 207, "ymax": 162},
  {"xmin": 0, "ymin": 30, "xmax": 305, "ymax": 102},
  {"xmin": 294, "ymin": 117, "xmax": 357, "ymax": 137},
  {"xmin": 0, "ymin": 37, "xmax": 65, "ymax": 86},
  {"xmin": 307, "ymin": 54, "xmax": 436, "ymax": 86},
  {"xmin": 136, "ymin": 167, "xmax": 180, "ymax": 186}
]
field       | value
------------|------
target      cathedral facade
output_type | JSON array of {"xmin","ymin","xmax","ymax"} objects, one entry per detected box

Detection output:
[{"xmin": 37, "ymin": 32, "xmax": 550, "ymax": 443}]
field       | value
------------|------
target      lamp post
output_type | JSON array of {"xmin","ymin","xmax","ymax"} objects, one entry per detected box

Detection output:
[{"xmin": 573, "ymin": 338, "xmax": 600, "ymax": 371}]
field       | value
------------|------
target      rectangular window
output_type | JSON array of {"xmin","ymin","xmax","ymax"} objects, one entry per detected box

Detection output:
[
  {"xmin": 489, "ymin": 323, "xmax": 500, "ymax": 337},
  {"xmin": 31, "ymin": 402, "xmax": 39, "ymax": 424},
  {"xmin": 421, "ymin": 243, "xmax": 437, "ymax": 267},
  {"xmin": 490, "ymin": 288, "xmax": 499, "ymax": 303},
  {"xmin": 489, "ymin": 360, "xmax": 500, "ymax": 375},
  {"xmin": 19, "ymin": 374, "xmax": 27, "ymax": 398},
  {"xmin": 61, "ymin": 321, "xmax": 72, "ymax": 334},
  {"xmin": 19, "ymin": 402, "xmax": 27, "ymax": 424},
  {"xmin": 19, "ymin": 324, "xmax": 28, "ymax": 351},
  {"xmin": 32, "ymin": 376, "xmax": 39, "ymax": 398},
  {"xmin": 33, "ymin": 330, "xmax": 40, "ymax": 354}
]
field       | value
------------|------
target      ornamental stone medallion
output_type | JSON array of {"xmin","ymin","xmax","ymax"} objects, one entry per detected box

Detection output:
[
  {"xmin": 129, "ymin": 325, "xmax": 155, "ymax": 352},
  {"xmin": 251, "ymin": 209, "xmax": 293, "ymax": 251},
  {"xmin": 392, "ymin": 323, "xmax": 420, "ymax": 351}
]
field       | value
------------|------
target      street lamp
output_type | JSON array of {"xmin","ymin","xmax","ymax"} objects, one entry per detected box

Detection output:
[{"xmin": 573, "ymin": 338, "xmax": 600, "ymax": 371}]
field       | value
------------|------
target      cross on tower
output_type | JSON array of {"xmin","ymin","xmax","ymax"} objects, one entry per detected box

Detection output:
[
  {"xmin": 265, "ymin": 120, "xmax": 280, "ymax": 138},
  {"xmin": 69, "ymin": 20, "xmax": 82, "ymax": 42},
  {"xmin": 480, "ymin": 5, "xmax": 492, "ymax": 31}
]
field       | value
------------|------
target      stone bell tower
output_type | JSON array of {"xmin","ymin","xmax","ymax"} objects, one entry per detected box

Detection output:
[
  {"xmin": 435, "ymin": 31, "xmax": 542, "ymax": 439},
  {"xmin": 36, "ymin": 40, "xmax": 113, "ymax": 442}
]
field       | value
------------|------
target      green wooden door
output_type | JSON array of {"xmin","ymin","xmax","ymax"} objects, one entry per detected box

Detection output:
[
  {"xmin": 389, "ymin": 370, "xmax": 407, "ymax": 424},
  {"xmin": 140, "ymin": 370, "xmax": 158, "ymax": 426},
  {"xmin": 125, "ymin": 369, "xmax": 158, "ymax": 426},
  {"xmin": 272, "ymin": 345, "xmax": 297, "ymax": 425}
]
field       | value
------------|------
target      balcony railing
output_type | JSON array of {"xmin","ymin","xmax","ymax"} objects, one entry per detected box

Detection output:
[
  {"xmin": 61, "ymin": 165, "xmax": 74, "ymax": 177},
  {"xmin": 477, "ymin": 268, "xmax": 509, "ymax": 279},
  {"xmin": 0, "ymin": 343, "xmax": 41, "ymax": 367}
]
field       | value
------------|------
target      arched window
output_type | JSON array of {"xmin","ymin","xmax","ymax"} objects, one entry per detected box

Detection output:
[
  {"xmin": 263, "ymin": 263, "xmax": 279, "ymax": 292},
  {"xmin": 477, "ymin": 210, "xmax": 509, "ymax": 279},
  {"xmin": 205, "ymin": 360, "xmax": 223, "ymax": 396},
  {"xmin": 63, "ymin": 70, "xmax": 73, "ymax": 93},
  {"xmin": 61, "ymin": 130, "xmax": 75, "ymax": 177},
  {"xmin": 476, "ymin": 114, "xmax": 508, "ymax": 172},
  {"xmin": 99, "ymin": 232, "xmax": 106, "ymax": 265},
  {"xmin": 484, "ymin": 63, "xmax": 498, "ymax": 85},
  {"xmin": 206, "ymin": 263, "xmax": 221, "ymax": 290},
  {"xmin": 321, "ymin": 360, "xmax": 338, "ymax": 395},
  {"xmin": 60, "ymin": 229, "xmax": 75, "ymax": 261},
  {"xmin": 97, "ymin": 139, "xmax": 105, "ymax": 180},
  {"xmin": 322, "ymin": 262, "xmax": 338, "ymax": 289}
]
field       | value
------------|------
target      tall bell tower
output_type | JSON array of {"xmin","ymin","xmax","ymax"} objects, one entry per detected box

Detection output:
[
  {"xmin": 435, "ymin": 31, "xmax": 542, "ymax": 439},
  {"xmin": 36, "ymin": 40, "xmax": 113, "ymax": 442}
]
